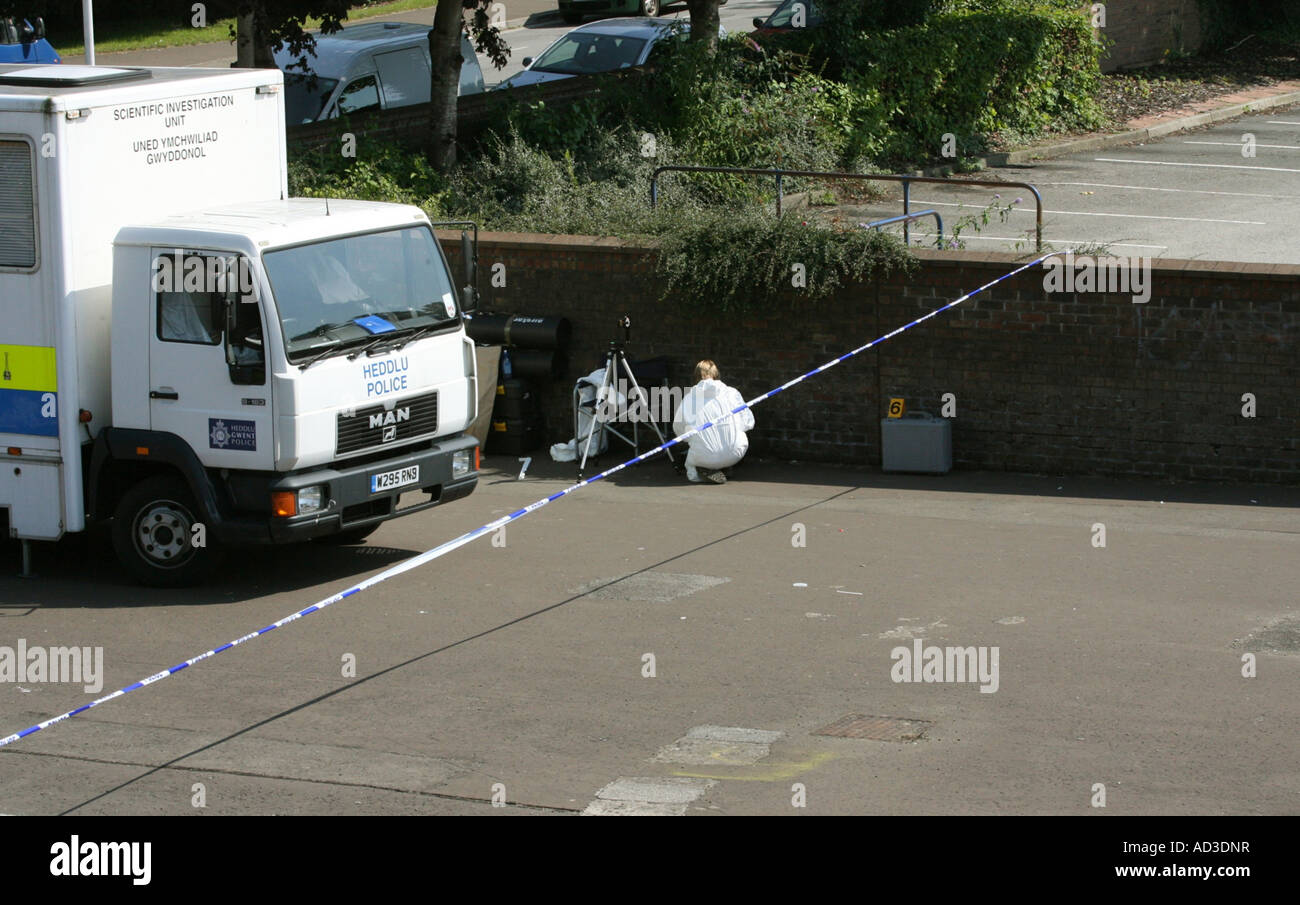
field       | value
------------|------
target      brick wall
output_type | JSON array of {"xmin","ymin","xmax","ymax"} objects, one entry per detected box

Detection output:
[
  {"xmin": 437, "ymin": 232, "xmax": 1299, "ymax": 484},
  {"xmin": 1098, "ymin": 0, "xmax": 1203, "ymax": 72}
]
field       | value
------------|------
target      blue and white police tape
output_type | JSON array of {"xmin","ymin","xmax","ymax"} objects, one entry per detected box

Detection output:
[{"xmin": 0, "ymin": 251, "xmax": 1065, "ymax": 748}]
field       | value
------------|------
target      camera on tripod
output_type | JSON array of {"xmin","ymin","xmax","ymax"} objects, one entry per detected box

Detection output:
[
  {"xmin": 576, "ymin": 314, "xmax": 675, "ymax": 479},
  {"xmin": 609, "ymin": 315, "xmax": 631, "ymax": 352}
]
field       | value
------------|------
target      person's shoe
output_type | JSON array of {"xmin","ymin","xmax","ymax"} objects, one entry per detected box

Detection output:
[
  {"xmin": 686, "ymin": 466, "xmax": 704, "ymax": 483},
  {"xmin": 706, "ymin": 470, "xmax": 727, "ymax": 484}
]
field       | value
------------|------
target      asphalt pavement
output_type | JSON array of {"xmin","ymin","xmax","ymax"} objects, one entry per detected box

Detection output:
[
  {"xmin": 831, "ymin": 105, "xmax": 1300, "ymax": 263},
  {"xmin": 2, "ymin": 459, "xmax": 1296, "ymax": 815}
]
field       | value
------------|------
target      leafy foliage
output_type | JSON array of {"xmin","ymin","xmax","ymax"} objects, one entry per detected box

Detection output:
[
  {"xmin": 833, "ymin": 6, "xmax": 1106, "ymax": 166},
  {"xmin": 656, "ymin": 208, "xmax": 914, "ymax": 311}
]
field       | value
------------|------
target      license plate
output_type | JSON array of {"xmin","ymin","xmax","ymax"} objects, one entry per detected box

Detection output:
[{"xmin": 370, "ymin": 465, "xmax": 419, "ymax": 493}]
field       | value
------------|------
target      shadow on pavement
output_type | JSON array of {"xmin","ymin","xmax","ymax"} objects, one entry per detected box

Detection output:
[{"xmin": 0, "ymin": 527, "xmax": 418, "ymax": 608}]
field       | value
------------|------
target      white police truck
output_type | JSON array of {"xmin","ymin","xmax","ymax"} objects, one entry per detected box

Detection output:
[{"xmin": 0, "ymin": 64, "xmax": 481, "ymax": 585}]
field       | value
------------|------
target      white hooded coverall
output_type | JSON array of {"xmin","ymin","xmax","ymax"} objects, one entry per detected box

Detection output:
[{"xmin": 673, "ymin": 379, "xmax": 755, "ymax": 478}]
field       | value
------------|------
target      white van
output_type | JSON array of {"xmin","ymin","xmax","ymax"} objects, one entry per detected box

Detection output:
[{"xmin": 276, "ymin": 21, "xmax": 485, "ymax": 124}]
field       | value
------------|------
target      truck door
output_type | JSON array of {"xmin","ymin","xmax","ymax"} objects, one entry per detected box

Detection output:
[{"xmin": 148, "ymin": 250, "xmax": 274, "ymax": 470}]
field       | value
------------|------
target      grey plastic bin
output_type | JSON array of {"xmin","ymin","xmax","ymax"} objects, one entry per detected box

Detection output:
[{"xmin": 881, "ymin": 411, "xmax": 952, "ymax": 474}]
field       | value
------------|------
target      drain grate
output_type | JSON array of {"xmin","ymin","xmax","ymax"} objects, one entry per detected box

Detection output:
[{"xmin": 812, "ymin": 714, "xmax": 933, "ymax": 742}]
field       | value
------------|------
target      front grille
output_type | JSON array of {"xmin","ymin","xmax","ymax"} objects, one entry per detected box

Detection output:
[{"xmin": 336, "ymin": 391, "xmax": 439, "ymax": 456}]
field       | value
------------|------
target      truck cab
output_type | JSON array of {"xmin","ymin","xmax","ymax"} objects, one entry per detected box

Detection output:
[{"xmin": 97, "ymin": 200, "xmax": 480, "ymax": 583}]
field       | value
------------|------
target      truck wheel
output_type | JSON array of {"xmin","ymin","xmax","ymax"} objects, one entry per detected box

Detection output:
[
  {"xmin": 112, "ymin": 475, "xmax": 223, "ymax": 587},
  {"xmin": 313, "ymin": 525, "xmax": 380, "ymax": 545}
]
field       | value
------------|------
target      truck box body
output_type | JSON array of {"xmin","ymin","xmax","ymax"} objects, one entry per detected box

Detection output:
[
  {"xmin": 1, "ymin": 64, "xmax": 288, "ymax": 539},
  {"xmin": 0, "ymin": 64, "xmax": 480, "ymax": 583}
]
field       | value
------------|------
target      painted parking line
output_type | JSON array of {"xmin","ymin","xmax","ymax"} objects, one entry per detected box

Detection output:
[
  {"xmin": 912, "ymin": 198, "xmax": 1265, "ymax": 225},
  {"xmin": 1094, "ymin": 157, "xmax": 1300, "ymax": 174},
  {"xmin": 1267, "ymin": 120, "xmax": 1300, "ymax": 125},
  {"xmin": 1184, "ymin": 140, "xmax": 1300, "ymax": 150},
  {"xmin": 908, "ymin": 233, "xmax": 1166, "ymax": 251},
  {"xmin": 1039, "ymin": 181, "xmax": 1300, "ymax": 201}
]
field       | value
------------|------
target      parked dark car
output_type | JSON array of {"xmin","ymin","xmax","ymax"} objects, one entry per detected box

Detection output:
[
  {"xmin": 0, "ymin": 17, "xmax": 60, "ymax": 64},
  {"xmin": 752, "ymin": 0, "xmax": 822, "ymax": 35}
]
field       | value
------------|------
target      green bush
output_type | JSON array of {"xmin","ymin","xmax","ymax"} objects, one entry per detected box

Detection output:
[
  {"xmin": 838, "ymin": 7, "xmax": 1105, "ymax": 165},
  {"xmin": 484, "ymin": 36, "xmax": 861, "ymax": 202},
  {"xmin": 289, "ymin": 138, "xmax": 446, "ymax": 208},
  {"xmin": 656, "ymin": 207, "xmax": 914, "ymax": 312}
]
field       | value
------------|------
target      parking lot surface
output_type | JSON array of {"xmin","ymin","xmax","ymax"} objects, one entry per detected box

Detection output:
[
  {"xmin": 2, "ymin": 457, "xmax": 1297, "ymax": 815},
  {"xmin": 835, "ymin": 105, "xmax": 1300, "ymax": 263}
]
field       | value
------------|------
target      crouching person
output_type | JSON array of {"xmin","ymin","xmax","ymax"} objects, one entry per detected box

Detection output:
[{"xmin": 672, "ymin": 360, "xmax": 754, "ymax": 484}]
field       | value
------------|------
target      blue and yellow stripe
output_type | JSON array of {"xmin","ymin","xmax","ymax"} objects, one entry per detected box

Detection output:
[{"xmin": 0, "ymin": 344, "xmax": 58, "ymax": 437}]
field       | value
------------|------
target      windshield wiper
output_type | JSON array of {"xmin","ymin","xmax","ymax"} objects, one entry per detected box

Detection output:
[
  {"xmin": 347, "ymin": 318, "xmax": 448, "ymax": 359},
  {"xmin": 347, "ymin": 333, "xmax": 399, "ymax": 360},
  {"xmin": 292, "ymin": 320, "xmax": 353, "ymax": 343},
  {"xmin": 292, "ymin": 321, "xmax": 359, "ymax": 369},
  {"xmin": 298, "ymin": 342, "xmax": 351, "ymax": 370}
]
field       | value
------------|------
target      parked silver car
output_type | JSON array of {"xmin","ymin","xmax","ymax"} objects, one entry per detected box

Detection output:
[
  {"xmin": 497, "ymin": 17, "xmax": 722, "ymax": 90},
  {"xmin": 277, "ymin": 21, "xmax": 485, "ymax": 124}
]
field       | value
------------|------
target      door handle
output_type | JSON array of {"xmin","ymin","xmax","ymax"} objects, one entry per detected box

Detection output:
[{"xmin": 150, "ymin": 390, "xmax": 179, "ymax": 400}]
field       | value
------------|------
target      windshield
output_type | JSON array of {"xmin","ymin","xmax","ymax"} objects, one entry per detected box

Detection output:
[
  {"xmin": 532, "ymin": 33, "xmax": 648, "ymax": 75},
  {"xmin": 264, "ymin": 226, "xmax": 459, "ymax": 362},
  {"xmin": 283, "ymin": 72, "xmax": 339, "ymax": 123}
]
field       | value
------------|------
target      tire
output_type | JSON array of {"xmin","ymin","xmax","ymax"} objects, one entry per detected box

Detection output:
[
  {"xmin": 111, "ymin": 475, "xmax": 223, "ymax": 587},
  {"xmin": 638, "ymin": 0, "xmax": 659, "ymax": 16},
  {"xmin": 313, "ymin": 524, "xmax": 381, "ymax": 545}
]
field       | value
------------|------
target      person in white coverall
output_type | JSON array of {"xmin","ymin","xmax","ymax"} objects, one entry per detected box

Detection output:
[{"xmin": 672, "ymin": 360, "xmax": 754, "ymax": 484}]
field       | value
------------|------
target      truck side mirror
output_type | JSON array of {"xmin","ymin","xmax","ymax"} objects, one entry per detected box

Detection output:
[
  {"xmin": 223, "ymin": 296, "xmax": 237, "ymax": 367},
  {"xmin": 459, "ymin": 229, "xmax": 477, "ymax": 313}
]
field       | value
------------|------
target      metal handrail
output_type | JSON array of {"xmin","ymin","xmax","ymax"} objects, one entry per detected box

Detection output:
[
  {"xmin": 859, "ymin": 209, "xmax": 943, "ymax": 245},
  {"xmin": 649, "ymin": 165, "xmax": 1043, "ymax": 251}
]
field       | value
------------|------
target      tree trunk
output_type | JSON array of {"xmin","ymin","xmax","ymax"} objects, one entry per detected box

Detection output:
[
  {"xmin": 235, "ymin": 12, "xmax": 255, "ymax": 67},
  {"xmin": 427, "ymin": 3, "xmax": 465, "ymax": 173},
  {"xmin": 234, "ymin": 6, "xmax": 275, "ymax": 69},
  {"xmin": 685, "ymin": 0, "xmax": 722, "ymax": 51}
]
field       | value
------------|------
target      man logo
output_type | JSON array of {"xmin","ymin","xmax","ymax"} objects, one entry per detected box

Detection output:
[{"xmin": 369, "ymin": 406, "xmax": 410, "ymax": 434}]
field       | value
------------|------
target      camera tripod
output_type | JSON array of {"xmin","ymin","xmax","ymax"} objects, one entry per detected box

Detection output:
[{"xmin": 576, "ymin": 316, "xmax": 675, "ymax": 479}]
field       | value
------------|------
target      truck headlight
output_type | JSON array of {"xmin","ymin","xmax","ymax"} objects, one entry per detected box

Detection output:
[
  {"xmin": 298, "ymin": 485, "xmax": 326, "ymax": 514},
  {"xmin": 452, "ymin": 449, "xmax": 473, "ymax": 479}
]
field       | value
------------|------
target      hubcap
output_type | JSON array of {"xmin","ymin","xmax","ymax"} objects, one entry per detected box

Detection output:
[{"xmin": 134, "ymin": 499, "xmax": 196, "ymax": 568}]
